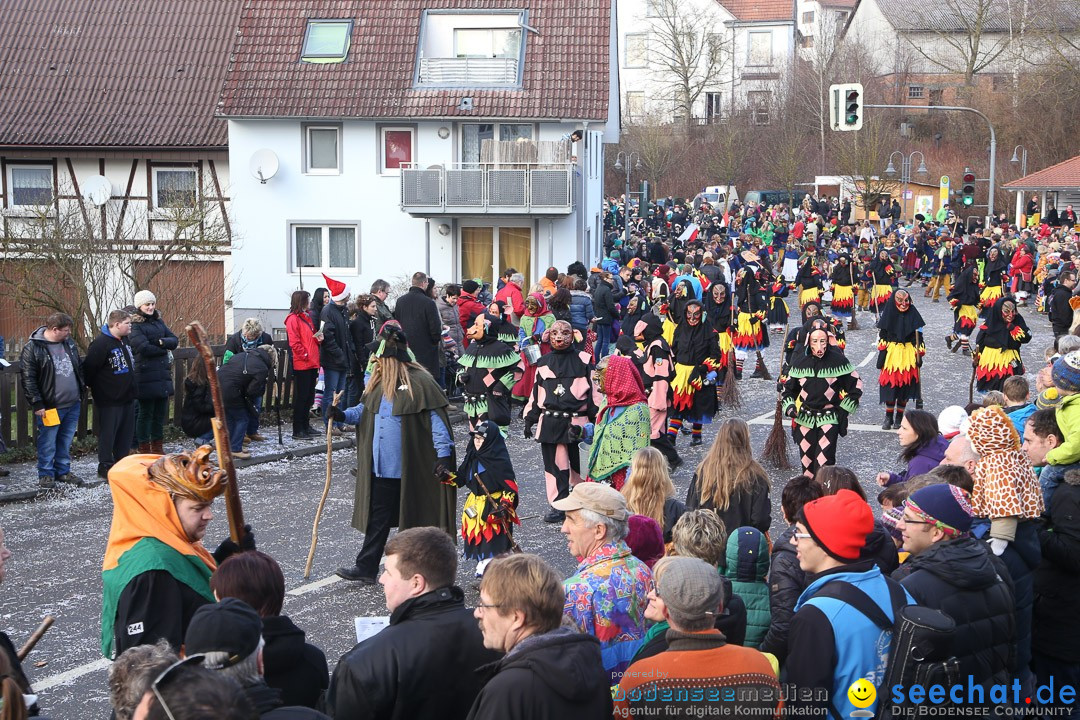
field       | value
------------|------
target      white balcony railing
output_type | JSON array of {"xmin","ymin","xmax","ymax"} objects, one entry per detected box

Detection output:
[
  {"xmin": 417, "ymin": 57, "xmax": 519, "ymax": 86},
  {"xmin": 400, "ymin": 163, "xmax": 573, "ymax": 215}
]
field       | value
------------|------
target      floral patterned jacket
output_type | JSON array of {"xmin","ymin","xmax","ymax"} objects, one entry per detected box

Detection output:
[{"xmin": 563, "ymin": 540, "xmax": 652, "ymax": 683}]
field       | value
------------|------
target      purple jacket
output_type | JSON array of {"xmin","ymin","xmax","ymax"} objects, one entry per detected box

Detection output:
[{"xmin": 887, "ymin": 434, "xmax": 949, "ymax": 485}]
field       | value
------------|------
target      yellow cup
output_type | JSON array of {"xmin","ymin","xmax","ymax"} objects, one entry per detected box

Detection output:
[{"xmin": 42, "ymin": 408, "xmax": 60, "ymax": 427}]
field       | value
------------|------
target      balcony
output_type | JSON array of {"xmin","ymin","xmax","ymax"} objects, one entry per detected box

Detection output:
[
  {"xmin": 400, "ymin": 163, "xmax": 574, "ymax": 216},
  {"xmin": 416, "ymin": 57, "xmax": 519, "ymax": 86}
]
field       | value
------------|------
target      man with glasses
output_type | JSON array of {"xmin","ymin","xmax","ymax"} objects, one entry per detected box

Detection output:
[
  {"xmin": 893, "ymin": 484, "xmax": 1015, "ymax": 696},
  {"xmin": 326, "ymin": 527, "xmax": 498, "ymax": 720},
  {"xmin": 784, "ymin": 489, "xmax": 913, "ymax": 717},
  {"xmin": 133, "ymin": 654, "xmax": 256, "ymax": 720},
  {"xmin": 467, "ymin": 554, "xmax": 611, "ymax": 719}
]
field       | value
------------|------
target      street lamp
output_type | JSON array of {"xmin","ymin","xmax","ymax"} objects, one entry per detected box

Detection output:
[
  {"xmin": 614, "ymin": 151, "xmax": 641, "ymax": 246},
  {"xmin": 1010, "ymin": 145, "xmax": 1028, "ymax": 178},
  {"xmin": 885, "ymin": 150, "xmax": 928, "ymax": 221}
]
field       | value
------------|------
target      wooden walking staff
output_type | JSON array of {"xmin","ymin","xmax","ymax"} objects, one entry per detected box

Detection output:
[
  {"xmin": 16, "ymin": 615, "xmax": 54, "ymax": 661},
  {"xmin": 848, "ymin": 260, "xmax": 859, "ymax": 330},
  {"xmin": 304, "ymin": 391, "xmax": 344, "ymax": 579},
  {"xmin": 185, "ymin": 322, "xmax": 245, "ymax": 543}
]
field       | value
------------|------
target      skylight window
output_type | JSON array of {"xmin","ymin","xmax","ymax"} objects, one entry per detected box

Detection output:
[{"xmin": 302, "ymin": 20, "xmax": 353, "ymax": 63}]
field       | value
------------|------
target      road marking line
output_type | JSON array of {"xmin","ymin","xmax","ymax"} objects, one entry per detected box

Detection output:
[
  {"xmin": 858, "ymin": 351, "xmax": 875, "ymax": 367},
  {"xmin": 287, "ymin": 574, "xmax": 342, "ymax": 596},
  {"xmin": 36, "ymin": 658, "xmax": 110, "ymax": 690}
]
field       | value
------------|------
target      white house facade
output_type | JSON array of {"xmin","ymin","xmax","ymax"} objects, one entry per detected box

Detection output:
[
  {"xmin": 219, "ymin": 0, "xmax": 618, "ymax": 330},
  {"xmin": 618, "ymin": 0, "xmax": 795, "ymax": 125}
]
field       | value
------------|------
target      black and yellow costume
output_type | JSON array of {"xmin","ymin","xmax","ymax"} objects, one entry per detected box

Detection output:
[{"xmin": 974, "ymin": 297, "xmax": 1031, "ymax": 393}]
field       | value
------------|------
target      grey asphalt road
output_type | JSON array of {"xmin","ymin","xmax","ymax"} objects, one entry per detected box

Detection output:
[{"xmin": 0, "ymin": 285, "xmax": 1052, "ymax": 718}]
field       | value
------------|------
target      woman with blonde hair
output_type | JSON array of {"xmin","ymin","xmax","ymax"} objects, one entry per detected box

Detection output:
[
  {"xmin": 686, "ymin": 419, "xmax": 772, "ymax": 534},
  {"xmin": 621, "ymin": 447, "xmax": 685, "ymax": 542}
]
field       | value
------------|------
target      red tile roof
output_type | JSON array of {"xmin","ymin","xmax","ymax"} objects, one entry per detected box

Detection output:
[
  {"xmin": 1003, "ymin": 155, "xmax": 1080, "ymax": 191},
  {"xmin": 716, "ymin": 0, "xmax": 794, "ymax": 22},
  {"xmin": 0, "ymin": 0, "xmax": 242, "ymax": 149},
  {"xmin": 218, "ymin": 0, "xmax": 612, "ymax": 121}
]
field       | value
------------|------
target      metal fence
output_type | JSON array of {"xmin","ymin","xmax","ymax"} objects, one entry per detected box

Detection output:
[{"xmin": 0, "ymin": 341, "xmax": 297, "ymax": 451}]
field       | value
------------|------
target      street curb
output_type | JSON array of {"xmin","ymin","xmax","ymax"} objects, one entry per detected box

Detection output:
[{"xmin": 234, "ymin": 437, "xmax": 357, "ymax": 468}]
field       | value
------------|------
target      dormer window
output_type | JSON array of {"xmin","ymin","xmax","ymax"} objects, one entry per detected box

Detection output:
[
  {"xmin": 416, "ymin": 10, "xmax": 527, "ymax": 87},
  {"xmin": 302, "ymin": 19, "xmax": 353, "ymax": 63}
]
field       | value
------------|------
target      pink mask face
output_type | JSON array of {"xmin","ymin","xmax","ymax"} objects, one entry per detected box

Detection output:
[
  {"xmin": 549, "ymin": 322, "xmax": 573, "ymax": 350},
  {"xmin": 810, "ymin": 330, "xmax": 829, "ymax": 358},
  {"xmin": 894, "ymin": 292, "xmax": 911, "ymax": 311}
]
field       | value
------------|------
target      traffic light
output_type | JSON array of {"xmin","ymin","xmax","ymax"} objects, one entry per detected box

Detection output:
[
  {"xmin": 961, "ymin": 169, "xmax": 976, "ymax": 207},
  {"xmin": 641, "ymin": 180, "xmax": 650, "ymax": 206},
  {"xmin": 829, "ymin": 83, "xmax": 864, "ymax": 131}
]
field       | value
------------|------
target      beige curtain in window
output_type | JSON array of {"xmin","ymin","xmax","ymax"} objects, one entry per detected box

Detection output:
[
  {"xmin": 461, "ymin": 227, "xmax": 494, "ymax": 287},
  {"xmin": 499, "ymin": 227, "xmax": 531, "ymax": 288}
]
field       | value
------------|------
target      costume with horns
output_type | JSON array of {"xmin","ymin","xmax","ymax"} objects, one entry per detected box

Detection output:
[
  {"xmin": 101, "ymin": 447, "xmax": 226, "ymax": 658},
  {"xmin": 781, "ymin": 320, "xmax": 863, "ymax": 476}
]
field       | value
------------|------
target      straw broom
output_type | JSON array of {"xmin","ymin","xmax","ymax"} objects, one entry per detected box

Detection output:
[
  {"xmin": 718, "ymin": 304, "xmax": 740, "ymax": 408},
  {"xmin": 761, "ymin": 396, "xmax": 791, "ymax": 470}
]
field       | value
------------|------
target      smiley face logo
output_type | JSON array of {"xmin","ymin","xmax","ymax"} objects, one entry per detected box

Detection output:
[{"xmin": 847, "ymin": 678, "xmax": 877, "ymax": 709}]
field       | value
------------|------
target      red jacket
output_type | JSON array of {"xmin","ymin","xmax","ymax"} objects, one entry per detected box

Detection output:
[
  {"xmin": 457, "ymin": 292, "xmax": 487, "ymax": 339},
  {"xmin": 1010, "ymin": 249, "xmax": 1034, "ymax": 281},
  {"xmin": 285, "ymin": 312, "xmax": 320, "ymax": 370},
  {"xmin": 495, "ymin": 282, "xmax": 525, "ymax": 320}
]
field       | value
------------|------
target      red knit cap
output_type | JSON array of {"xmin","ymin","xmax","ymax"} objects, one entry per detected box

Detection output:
[{"xmin": 799, "ymin": 489, "xmax": 874, "ymax": 561}]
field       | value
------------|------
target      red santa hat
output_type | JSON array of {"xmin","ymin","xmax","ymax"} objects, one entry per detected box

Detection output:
[{"xmin": 322, "ymin": 273, "xmax": 350, "ymax": 302}]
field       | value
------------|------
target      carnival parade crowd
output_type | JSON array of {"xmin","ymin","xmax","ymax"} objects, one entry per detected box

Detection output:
[{"xmin": 5, "ymin": 192, "xmax": 1080, "ymax": 719}]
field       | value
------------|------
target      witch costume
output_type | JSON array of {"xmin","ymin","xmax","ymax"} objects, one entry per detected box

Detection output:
[
  {"xmin": 457, "ymin": 313, "xmax": 519, "ymax": 433},
  {"xmin": 795, "ymin": 254, "xmax": 823, "ymax": 309},
  {"xmin": 523, "ymin": 320, "xmax": 597, "ymax": 521},
  {"xmin": 947, "ymin": 260, "xmax": 981, "ymax": 356},
  {"xmin": 667, "ymin": 300, "xmax": 722, "ymax": 446},
  {"xmin": 765, "ymin": 275, "xmax": 790, "ymax": 334},
  {"xmin": 876, "ymin": 289, "xmax": 925, "ymax": 430},
  {"xmin": 452, "ymin": 420, "xmax": 519, "ymax": 569},
  {"xmin": 781, "ymin": 320, "xmax": 862, "ymax": 477},
  {"xmin": 974, "ymin": 296, "xmax": 1031, "ymax": 393},
  {"xmin": 704, "ymin": 283, "xmax": 735, "ymax": 374},
  {"xmin": 868, "ymin": 250, "xmax": 897, "ymax": 311},
  {"xmin": 980, "ymin": 247, "xmax": 1008, "ymax": 312},
  {"xmin": 586, "ymin": 355, "xmax": 652, "ymax": 490},
  {"xmin": 829, "ymin": 254, "xmax": 855, "ymax": 322},
  {"xmin": 732, "ymin": 266, "xmax": 767, "ymax": 378},
  {"xmin": 630, "ymin": 314, "xmax": 681, "ymax": 468}
]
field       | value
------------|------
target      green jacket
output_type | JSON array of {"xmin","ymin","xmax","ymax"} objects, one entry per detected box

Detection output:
[
  {"xmin": 1046, "ymin": 393, "xmax": 1080, "ymax": 467},
  {"xmin": 723, "ymin": 527, "xmax": 771, "ymax": 648}
]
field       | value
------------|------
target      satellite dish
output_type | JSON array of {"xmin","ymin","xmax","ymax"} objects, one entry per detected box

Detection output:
[
  {"xmin": 81, "ymin": 175, "xmax": 112, "ymax": 206},
  {"xmin": 249, "ymin": 149, "xmax": 279, "ymax": 184}
]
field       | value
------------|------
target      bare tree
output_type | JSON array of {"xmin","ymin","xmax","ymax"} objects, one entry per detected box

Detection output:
[
  {"xmin": 833, "ymin": 116, "xmax": 895, "ymax": 221},
  {"xmin": 794, "ymin": 10, "xmax": 845, "ymax": 173},
  {"xmin": 0, "ymin": 181, "xmax": 234, "ymax": 350},
  {"xmin": 646, "ymin": 0, "xmax": 729, "ymax": 128},
  {"xmin": 898, "ymin": 0, "xmax": 1012, "ymax": 84},
  {"xmin": 620, "ymin": 118, "xmax": 693, "ymax": 194}
]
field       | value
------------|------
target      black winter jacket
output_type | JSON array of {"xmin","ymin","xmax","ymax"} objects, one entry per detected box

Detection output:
[
  {"xmin": 1048, "ymin": 284, "xmax": 1074, "ymax": 335},
  {"xmin": 860, "ymin": 520, "xmax": 901, "ymax": 575},
  {"xmin": 758, "ymin": 524, "xmax": 806, "ymax": 660},
  {"xmin": 1034, "ymin": 471, "xmax": 1080, "ymax": 662},
  {"xmin": 893, "ymin": 537, "xmax": 1016, "ymax": 689},
  {"xmin": 466, "ymin": 627, "xmax": 611, "ymax": 720},
  {"xmin": 592, "ymin": 280, "xmax": 618, "ymax": 325},
  {"xmin": 262, "ymin": 614, "xmax": 330, "ymax": 710},
  {"xmin": 685, "ymin": 473, "xmax": 772, "ymax": 535},
  {"xmin": 180, "ymin": 378, "xmax": 214, "ymax": 439},
  {"xmin": 243, "ymin": 681, "xmax": 330, "ymax": 719},
  {"xmin": 225, "ymin": 330, "xmax": 273, "ymax": 357},
  {"xmin": 325, "ymin": 587, "xmax": 500, "ymax": 720},
  {"xmin": 393, "ymin": 286, "xmax": 442, "ymax": 377},
  {"xmin": 128, "ymin": 310, "xmax": 178, "ymax": 400},
  {"xmin": 318, "ymin": 302, "xmax": 352, "ymax": 372},
  {"xmin": 82, "ymin": 326, "xmax": 136, "ymax": 406},
  {"xmin": 19, "ymin": 326, "xmax": 85, "ymax": 411},
  {"xmin": 218, "ymin": 349, "xmax": 274, "ymax": 410}
]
